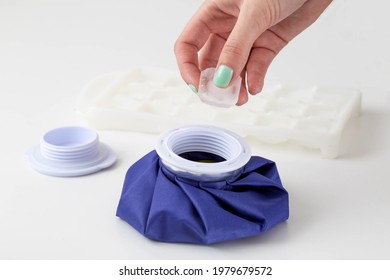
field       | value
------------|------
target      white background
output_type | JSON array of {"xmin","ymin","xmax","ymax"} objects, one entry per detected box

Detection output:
[{"xmin": 0, "ymin": 0, "xmax": 389, "ymax": 259}]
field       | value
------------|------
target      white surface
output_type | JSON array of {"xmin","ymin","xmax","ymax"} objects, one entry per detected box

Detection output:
[
  {"xmin": 0, "ymin": 0, "xmax": 389, "ymax": 260},
  {"xmin": 78, "ymin": 68, "xmax": 361, "ymax": 158}
]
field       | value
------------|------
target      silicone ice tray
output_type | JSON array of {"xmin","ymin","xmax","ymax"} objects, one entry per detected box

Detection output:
[{"xmin": 77, "ymin": 68, "xmax": 361, "ymax": 158}]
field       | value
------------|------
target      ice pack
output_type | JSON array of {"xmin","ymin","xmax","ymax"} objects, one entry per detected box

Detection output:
[{"xmin": 116, "ymin": 125, "xmax": 289, "ymax": 244}]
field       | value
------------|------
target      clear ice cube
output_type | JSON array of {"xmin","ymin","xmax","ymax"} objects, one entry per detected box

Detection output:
[{"xmin": 198, "ymin": 68, "xmax": 241, "ymax": 108}]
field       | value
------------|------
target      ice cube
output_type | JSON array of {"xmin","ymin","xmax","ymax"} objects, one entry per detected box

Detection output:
[{"xmin": 198, "ymin": 68, "xmax": 241, "ymax": 108}]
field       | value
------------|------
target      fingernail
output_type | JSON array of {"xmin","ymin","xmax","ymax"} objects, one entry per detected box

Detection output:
[
  {"xmin": 213, "ymin": 65, "xmax": 233, "ymax": 88},
  {"xmin": 188, "ymin": 84, "xmax": 197, "ymax": 94}
]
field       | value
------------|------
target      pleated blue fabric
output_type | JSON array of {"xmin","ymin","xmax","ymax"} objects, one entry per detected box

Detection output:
[{"xmin": 116, "ymin": 150, "xmax": 289, "ymax": 244}]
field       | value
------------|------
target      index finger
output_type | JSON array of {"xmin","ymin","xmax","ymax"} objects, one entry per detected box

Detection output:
[{"xmin": 174, "ymin": 8, "xmax": 211, "ymax": 91}]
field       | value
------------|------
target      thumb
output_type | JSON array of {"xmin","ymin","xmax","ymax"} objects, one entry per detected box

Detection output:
[{"xmin": 213, "ymin": 4, "xmax": 268, "ymax": 88}]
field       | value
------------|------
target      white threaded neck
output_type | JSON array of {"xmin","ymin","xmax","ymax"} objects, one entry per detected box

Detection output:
[{"xmin": 156, "ymin": 125, "xmax": 251, "ymax": 181}]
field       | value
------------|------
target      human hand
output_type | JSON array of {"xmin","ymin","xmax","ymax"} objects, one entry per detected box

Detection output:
[{"xmin": 174, "ymin": 0, "xmax": 333, "ymax": 105}]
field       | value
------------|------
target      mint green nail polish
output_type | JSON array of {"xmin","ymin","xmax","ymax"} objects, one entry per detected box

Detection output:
[
  {"xmin": 213, "ymin": 65, "xmax": 233, "ymax": 88},
  {"xmin": 188, "ymin": 84, "xmax": 197, "ymax": 94}
]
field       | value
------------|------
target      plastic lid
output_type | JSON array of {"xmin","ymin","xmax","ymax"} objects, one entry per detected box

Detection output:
[
  {"xmin": 25, "ymin": 126, "xmax": 117, "ymax": 177},
  {"xmin": 155, "ymin": 125, "xmax": 251, "ymax": 181}
]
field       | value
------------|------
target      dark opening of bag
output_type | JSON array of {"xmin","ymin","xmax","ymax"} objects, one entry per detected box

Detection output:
[{"xmin": 179, "ymin": 151, "xmax": 226, "ymax": 163}]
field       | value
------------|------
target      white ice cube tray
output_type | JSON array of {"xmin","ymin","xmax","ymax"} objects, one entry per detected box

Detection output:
[{"xmin": 77, "ymin": 68, "xmax": 361, "ymax": 158}]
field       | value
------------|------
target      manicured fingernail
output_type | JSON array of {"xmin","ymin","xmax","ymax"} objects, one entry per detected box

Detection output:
[
  {"xmin": 188, "ymin": 84, "xmax": 197, "ymax": 94},
  {"xmin": 213, "ymin": 65, "xmax": 233, "ymax": 88}
]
